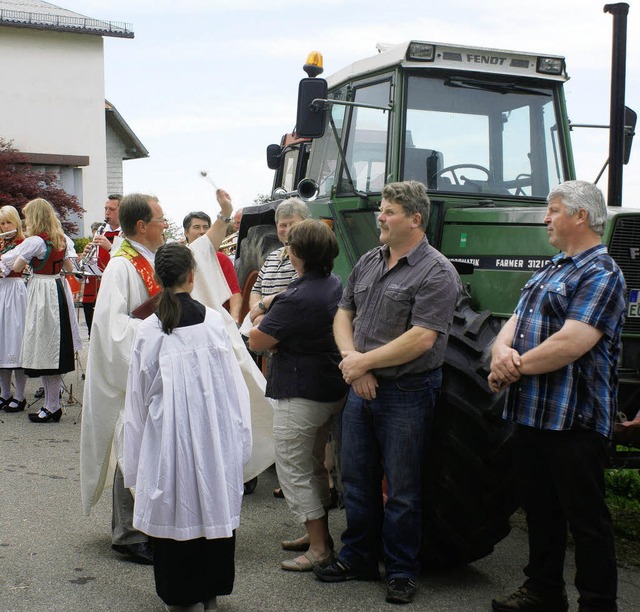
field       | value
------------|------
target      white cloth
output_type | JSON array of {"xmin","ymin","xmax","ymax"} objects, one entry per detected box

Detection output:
[
  {"xmin": 190, "ymin": 235, "xmax": 275, "ymax": 482},
  {"xmin": 0, "ymin": 277, "xmax": 27, "ymax": 367},
  {"xmin": 80, "ymin": 255, "xmax": 150, "ymax": 514},
  {"xmin": 123, "ymin": 309, "xmax": 252, "ymax": 540}
]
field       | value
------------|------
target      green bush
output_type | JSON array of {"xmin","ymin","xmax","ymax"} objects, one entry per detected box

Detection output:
[
  {"xmin": 605, "ymin": 469, "xmax": 640, "ymax": 544},
  {"xmin": 73, "ymin": 237, "xmax": 90, "ymax": 254}
]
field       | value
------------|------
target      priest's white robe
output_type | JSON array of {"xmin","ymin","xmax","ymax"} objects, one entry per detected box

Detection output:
[
  {"xmin": 123, "ymin": 309, "xmax": 252, "ymax": 540},
  {"xmin": 80, "ymin": 256, "xmax": 149, "ymax": 514},
  {"xmin": 189, "ymin": 235, "xmax": 275, "ymax": 482}
]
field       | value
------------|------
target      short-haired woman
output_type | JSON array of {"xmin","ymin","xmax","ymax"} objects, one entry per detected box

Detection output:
[
  {"xmin": 123, "ymin": 242, "xmax": 252, "ymax": 612},
  {"xmin": 249, "ymin": 219, "xmax": 347, "ymax": 571}
]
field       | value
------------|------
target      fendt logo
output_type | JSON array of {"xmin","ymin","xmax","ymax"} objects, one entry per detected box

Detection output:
[
  {"xmin": 466, "ymin": 54, "xmax": 506, "ymax": 66},
  {"xmin": 630, "ymin": 248, "xmax": 640, "ymax": 260}
]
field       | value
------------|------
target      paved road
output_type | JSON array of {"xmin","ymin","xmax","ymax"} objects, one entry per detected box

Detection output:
[{"xmin": 1, "ymin": 320, "xmax": 639, "ymax": 611}]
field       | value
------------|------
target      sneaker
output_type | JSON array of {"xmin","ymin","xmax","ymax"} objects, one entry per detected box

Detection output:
[
  {"xmin": 492, "ymin": 586, "xmax": 569, "ymax": 611},
  {"xmin": 313, "ymin": 558, "xmax": 379, "ymax": 582},
  {"xmin": 386, "ymin": 577, "xmax": 417, "ymax": 604}
]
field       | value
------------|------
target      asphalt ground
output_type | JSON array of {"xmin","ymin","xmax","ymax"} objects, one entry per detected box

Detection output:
[{"xmin": 1, "ymin": 313, "xmax": 639, "ymax": 611}]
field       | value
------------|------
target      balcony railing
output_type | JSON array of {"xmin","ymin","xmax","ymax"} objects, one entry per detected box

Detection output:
[{"xmin": 0, "ymin": 8, "xmax": 133, "ymax": 38}]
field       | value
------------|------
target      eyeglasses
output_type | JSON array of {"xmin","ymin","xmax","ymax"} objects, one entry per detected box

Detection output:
[{"xmin": 149, "ymin": 217, "xmax": 168, "ymax": 225}]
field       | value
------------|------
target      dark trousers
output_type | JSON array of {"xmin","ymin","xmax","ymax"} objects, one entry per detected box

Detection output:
[
  {"xmin": 340, "ymin": 370, "xmax": 440, "ymax": 578},
  {"xmin": 514, "ymin": 425, "xmax": 617, "ymax": 611}
]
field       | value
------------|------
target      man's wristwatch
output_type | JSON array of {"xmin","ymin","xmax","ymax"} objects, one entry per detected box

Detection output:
[
  {"xmin": 258, "ymin": 300, "xmax": 267, "ymax": 312},
  {"xmin": 216, "ymin": 213, "xmax": 233, "ymax": 224}
]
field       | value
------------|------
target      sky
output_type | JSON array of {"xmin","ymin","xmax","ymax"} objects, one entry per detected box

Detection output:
[{"xmin": 60, "ymin": 0, "xmax": 639, "ymax": 226}]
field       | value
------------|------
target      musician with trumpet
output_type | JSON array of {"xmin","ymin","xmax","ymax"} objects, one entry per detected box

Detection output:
[
  {"xmin": 0, "ymin": 205, "xmax": 28, "ymax": 413},
  {"xmin": 79, "ymin": 194, "xmax": 123, "ymax": 336}
]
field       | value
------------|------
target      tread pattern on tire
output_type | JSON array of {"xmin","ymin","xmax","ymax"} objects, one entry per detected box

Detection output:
[{"xmin": 421, "ymin": 296, "xmax": 518, "ymax": 567}]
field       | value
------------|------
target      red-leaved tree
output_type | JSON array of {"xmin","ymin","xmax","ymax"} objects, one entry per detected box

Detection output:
[{"xmin": 0, "ymin": 138, "xmax": 84, "ymax": 235}]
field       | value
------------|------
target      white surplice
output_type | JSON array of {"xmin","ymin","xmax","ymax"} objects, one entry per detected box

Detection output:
[
  {"xmin": 189, "ymin": 235, "xmax": 275, "ymax": 482},
  {"xmin": 80, "ymin": 255, "xmax": 149, "ymax": 514},
  {"xmin": 123, "ymin": 309, "xmax": 252, "ymax": 540}
]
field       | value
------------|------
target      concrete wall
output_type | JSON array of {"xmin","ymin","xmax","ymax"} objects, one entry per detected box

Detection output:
[{"xmin": 0, "ymin": 26, "xmax": 107, "ymax": 236}]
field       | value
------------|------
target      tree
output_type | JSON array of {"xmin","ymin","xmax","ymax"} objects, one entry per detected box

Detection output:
[{"xmin": 0, "ymin": 138, "xmax": 84, "ymax": 235}]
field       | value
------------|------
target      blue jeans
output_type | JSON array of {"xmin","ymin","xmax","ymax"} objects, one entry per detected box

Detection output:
[{"xmin": 339, "ymin": 369, "xmax": 440, "ymax": 579}]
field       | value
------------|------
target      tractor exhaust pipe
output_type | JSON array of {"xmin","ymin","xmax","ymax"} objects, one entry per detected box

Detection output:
[{"xmin": 604, "ymin": 2, "xmax": 629, "ymax": 207}]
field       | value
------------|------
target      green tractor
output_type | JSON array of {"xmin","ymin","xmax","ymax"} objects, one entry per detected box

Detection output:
[{"xmin": 235, "ymin": 3, "xmax": 638, "ymax": 567}]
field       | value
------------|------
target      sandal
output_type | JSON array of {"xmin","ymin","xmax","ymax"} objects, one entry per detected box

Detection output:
[
  {"xmin": 280, "ymin": 550, "xmax": 333, "ymax": 572},
  {"xmin": 281, "ymin": 533, "xmax": 334, "ymax": 551}
]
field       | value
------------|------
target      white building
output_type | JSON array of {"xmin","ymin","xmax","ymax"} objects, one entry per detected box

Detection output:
[{"xmin": 0, "ymin": 0, "xmax": 147, "ymax": 235}]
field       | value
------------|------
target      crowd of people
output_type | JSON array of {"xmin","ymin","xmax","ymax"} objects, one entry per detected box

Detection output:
[{"xmin": 0, "ymin": 178, "xmax": 632, "ymax": 612}]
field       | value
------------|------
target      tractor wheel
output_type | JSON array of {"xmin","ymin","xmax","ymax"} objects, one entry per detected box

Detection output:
[
  {"xmin": 421, "ymin": 296, "xmax": 518, "ymax": 567},
  {"xmin": 235, "ymin": 224, "xmax": 281, "ymax": 291}
]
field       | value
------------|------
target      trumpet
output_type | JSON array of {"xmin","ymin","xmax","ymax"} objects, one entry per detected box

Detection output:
[{"xmin": 79, "ymin": 219, "xmax": 107, "ymax": 272}]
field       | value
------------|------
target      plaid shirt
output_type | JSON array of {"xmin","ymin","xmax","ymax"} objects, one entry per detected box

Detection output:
[{"xmin": 503, "ymin": 244, "xmax": 626, "ymax": 438}]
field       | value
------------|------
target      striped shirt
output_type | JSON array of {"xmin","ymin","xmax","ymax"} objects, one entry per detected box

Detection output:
[
  {"xmin": 251, "ymin": 246, "xmax": 297, "ymax": 297},
  {"xmin": 503, "ymin": 244, "xmax": 626, "ymax": 439}
]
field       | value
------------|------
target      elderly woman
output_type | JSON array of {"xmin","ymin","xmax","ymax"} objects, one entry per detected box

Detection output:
[
  {"xmin": 0, "ymin": 205, "xmax": 28, "ymax": 412},
  {"xmin": 249, "ymin": 219, "xmax": 347, "ymax": 572},
  {"xmin": 0, "ymin": 198, "xmax": 80, "ymax": 422}
]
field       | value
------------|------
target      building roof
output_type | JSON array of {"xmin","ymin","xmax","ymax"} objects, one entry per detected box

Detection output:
[
  {"xmin": 0, "ymin": 0, "xmax": 133, "ymax": 38},
  {"xmin": 105, "ymin": 100, "xmax": 149, "ymax": 160}
]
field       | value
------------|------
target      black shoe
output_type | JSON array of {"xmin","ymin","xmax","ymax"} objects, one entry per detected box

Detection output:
[
  {"xmin": 28, "ymin": 408, "xmax": 62, "ymax": 422},
  {"xmin": 111, "ymin": 541, "xmax": 154, "ymax": 565},
  {"xmin": 34, "ymin": 387, "xmax": 44, "ymax": 399},
  {"xmin": 243, "ymin": 476, "xmax": 258, "ymax": 495},
  {"xmin": 492, "ymin": 586, "xmax": 568, "ymax": 611},
  {"xmin": 313, "ymin": 558, "xmax": 379, "ymax": 582},
  {"xmin": 0, "ymin": 396, "xmax": 10, "ymax": 410},
  {"xmin": 386, "ymin": 577, "xmax": 417, "ymax": 604},
  {"xmin": 5, "ymin": 398, "xmax": 27, "ymax": 413}
]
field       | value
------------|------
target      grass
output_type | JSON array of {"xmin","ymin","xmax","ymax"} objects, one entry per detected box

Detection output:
[{"xmin": 606, "ymin": 468, "xmax": 640, "ymax": 566}]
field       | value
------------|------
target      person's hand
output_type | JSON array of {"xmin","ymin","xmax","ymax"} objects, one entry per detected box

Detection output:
[
  {"xmin": 352, "ymin": 372, "xmax": 378, "ymax": 400},
  {"xmin": 216, "ymin": 189, "xmax": 233, "ymax": 218},
  {"xmin": 92, "ymin": 234, "xmax": 112, "ymax": 251},
  {"xmin": 621, "ymin": 414, "xmax": 640, "ymax": 428},
  {"xmin": 488, "ymin": 371, "xmax": 508, "ymax": 394},
  {"xmin": 339, "ymin": 350, "xmax": 369, "ymax": 383},
  {"xmin": 490, "ymin": 344, "xmax": 522, "ymax": 386}
]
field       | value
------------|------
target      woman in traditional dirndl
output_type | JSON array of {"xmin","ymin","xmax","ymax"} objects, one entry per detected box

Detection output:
[
  {"xmin": 0, "ymin": 205, "xmax": 28, "ymax": 413},
  {"xmin": 0, "ymin": 198, "xmax": 81, "ymax": 423}
]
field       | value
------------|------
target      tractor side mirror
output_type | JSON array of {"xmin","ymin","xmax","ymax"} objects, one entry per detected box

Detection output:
[
  {"xmin": 266, "ymin": 144, "xmax": 282, "ymax": 170},
  {"xmin": 296, "ymin": 78, "xmax": 328, "ymax": 139}
]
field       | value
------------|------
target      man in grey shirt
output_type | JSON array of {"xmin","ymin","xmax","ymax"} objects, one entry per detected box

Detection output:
[{"xmin": 314, "ymin": 181, "xmax": 460, "ymax": 605}]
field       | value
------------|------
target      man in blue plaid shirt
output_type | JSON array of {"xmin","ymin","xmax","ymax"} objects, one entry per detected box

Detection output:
[{"xmin": 489, "ymin": 180, "xmax": 626, "ymax": 612}]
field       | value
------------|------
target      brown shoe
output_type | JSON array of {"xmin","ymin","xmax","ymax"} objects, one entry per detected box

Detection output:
[
  {"xmin": 492, "ymin": 586, "xmax": 568, "ymax": 611},
  {"xmin": 280, "ymin": 550, "xmax": 333, "ymax": 572}
]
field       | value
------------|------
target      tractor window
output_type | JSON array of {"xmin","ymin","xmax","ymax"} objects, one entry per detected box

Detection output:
[
  {"xmin": 281, "ymin": 148, "xmax": 299, "ymax": 192},
  {"xmin": 338, "ymin": 80, "xmax": 391, "ymax": 194},
  {"xmin": 306, "ymin": 89, "xmax": 348, "ymax": 198},
  {"xmin": 402, "ymin": 75, "xmax": 566, "ymax": 198}
]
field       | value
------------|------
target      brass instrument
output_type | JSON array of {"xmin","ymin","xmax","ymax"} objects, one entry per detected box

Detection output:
[
  {"xmin": 79, "ymin": 219, "xmax": 107, "ymax": 273},
  {"xmin": 0, "ymin": 229, "xmax": 18, "ymax": 251},
  {"xmin": 219, "ymin": 231, "xmax": 238, "ymax": 257}
]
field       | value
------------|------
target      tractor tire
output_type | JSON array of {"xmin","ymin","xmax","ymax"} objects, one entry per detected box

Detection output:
[
  {"xmin": 421, "ymin": 296, "xmax": 518, "ymax": 567},
  {"xmin": 234, "ymin": 224, "xmax": 281, "ymax": 291}
]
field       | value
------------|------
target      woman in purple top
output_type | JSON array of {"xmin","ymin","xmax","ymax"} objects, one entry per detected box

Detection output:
[{"xmin": 249, "ymin": 219, "xmax": 347, "ymax": 572}]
